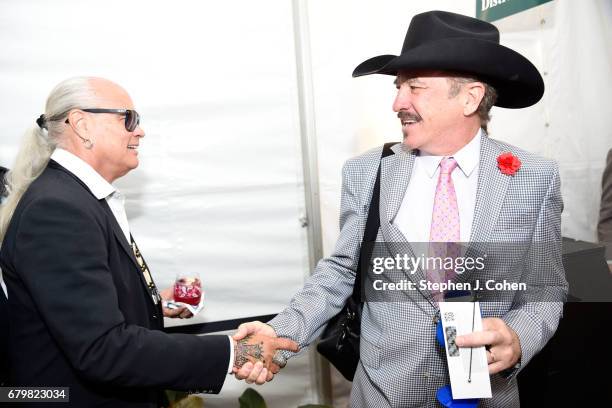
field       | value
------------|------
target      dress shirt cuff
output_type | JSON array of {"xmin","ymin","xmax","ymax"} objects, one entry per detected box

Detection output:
[{"xmin": 227, "ymin": 335, "xmax": 234, "ymax": 374}]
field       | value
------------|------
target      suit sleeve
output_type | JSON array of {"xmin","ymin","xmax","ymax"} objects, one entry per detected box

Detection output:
[
  {"xmin": 13, "ymin": 196, "xmax": 230, "ymax": 393},
  {"xmin": 268, "ymin": 157, "xmax": 370, "ymax": 353},
  {"xmin": 501, "ymin": 163, "xmax": 568, "ymax": 377}
]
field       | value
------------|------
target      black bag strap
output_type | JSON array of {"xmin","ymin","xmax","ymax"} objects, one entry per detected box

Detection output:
[{"xmin": 353, "ymin": 142, "xmax": 397, "ymax": 304}]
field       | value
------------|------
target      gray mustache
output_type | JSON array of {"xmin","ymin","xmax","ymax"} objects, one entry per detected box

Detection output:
[{"xmin": 397, "ymin": 111, "xmax": 422, "ymax": 122}]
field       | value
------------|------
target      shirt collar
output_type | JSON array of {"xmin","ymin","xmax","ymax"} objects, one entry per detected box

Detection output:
[
  {"xmin": 50, "ymin": 148, "xmax": 115, "ymax": 200},
  {"xmin": 419, "ymin": 129, "xmax": 482, "ymax": 178}
]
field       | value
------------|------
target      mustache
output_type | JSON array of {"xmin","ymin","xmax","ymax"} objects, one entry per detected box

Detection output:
[{"xmin": 397, "ymin": 111, "xmax": 422, "ymax": 122}]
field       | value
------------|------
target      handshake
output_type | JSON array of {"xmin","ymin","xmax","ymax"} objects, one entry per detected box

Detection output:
[
  {"xmin": 161, "ymin": 290, "xmax": 299, "ymax": 384},
  {"xmin": 231, "ymin": 321, "xmax": 299, "ymax": 385}
]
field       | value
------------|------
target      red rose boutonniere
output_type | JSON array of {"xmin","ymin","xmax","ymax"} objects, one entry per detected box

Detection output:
[{"xmin": 497, "ymin": 152, "xmax": 521, "ymax": 176}]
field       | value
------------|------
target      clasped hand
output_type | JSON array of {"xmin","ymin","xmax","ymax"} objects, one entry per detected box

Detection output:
[
  {"xmin": 231, "ymin": 321, "xmax": 299, "ymax": 385},
  {"xmin": 160, "ymin": 292, "xmax": 298, "ymax": 384}
]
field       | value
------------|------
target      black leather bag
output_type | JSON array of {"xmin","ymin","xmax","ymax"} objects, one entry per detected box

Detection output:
[{"xmin": 316, "ymin": 143, "xmax": 396, "ymax": 381}]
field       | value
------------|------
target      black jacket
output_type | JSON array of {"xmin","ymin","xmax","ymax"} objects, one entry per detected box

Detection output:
[
  {"xmin": 1, "ymin": 165, "xmax": 10, "ymax": 385},
  {"xmin": 0, "ymin": 160, "xmax": 230, "ymax": 407}
]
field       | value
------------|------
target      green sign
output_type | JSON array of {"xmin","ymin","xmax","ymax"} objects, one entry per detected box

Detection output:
[{"xmin": 476, "ymin": 0, "xmax": 553, "ymax": 22}]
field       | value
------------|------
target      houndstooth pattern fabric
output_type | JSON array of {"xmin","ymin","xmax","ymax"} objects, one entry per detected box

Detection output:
[{"xmin": 268, "ymin": 135, "xmax": 567, "ymax": 407}]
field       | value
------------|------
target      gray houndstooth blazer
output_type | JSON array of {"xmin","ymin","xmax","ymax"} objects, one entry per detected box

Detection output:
[{"xmin": 269, "ymin": 135, "xmax": 567, "ymax": 407}]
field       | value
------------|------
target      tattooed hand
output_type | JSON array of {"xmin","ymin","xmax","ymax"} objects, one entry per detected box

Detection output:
[{"xmin": 232, "ymin": 332, "xmax": 299, "ymax": 385}]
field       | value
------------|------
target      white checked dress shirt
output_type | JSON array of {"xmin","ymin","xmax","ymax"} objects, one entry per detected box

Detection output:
[
  {"xmin": 393, "ymin": 130, "xmax": 482, "ymax": 242},
  {"xmin": 50, "ymin": 148, "xmax": 234, "ymax": 374}
]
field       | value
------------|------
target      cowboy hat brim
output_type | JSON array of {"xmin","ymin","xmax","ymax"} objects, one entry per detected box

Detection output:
[{"xmin": 352, "ymin": 37, "xmax": 544, "ymax": 109}]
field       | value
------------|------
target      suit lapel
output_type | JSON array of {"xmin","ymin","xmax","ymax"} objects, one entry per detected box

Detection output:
[
  {"xmin": 99, "ymin": 200, "xmax": 142, "ymax": 274},
  {"xmin": 379, "ymin": 145, "xmax": 434, "ymax": 301},
  {"xmin": 100, "ymin": 201, "xmax": 160, "ymax": 310},
  {"xmin": 468, "ymin": 136, "xmax": 511, "ymax": 249},
  {"xmin": 381, "ymin": 143, "xmax": 415, "ymax": 223},
  {"xmin": 49, "ymin": 160, "xmax": 142, "ymax": 273}
]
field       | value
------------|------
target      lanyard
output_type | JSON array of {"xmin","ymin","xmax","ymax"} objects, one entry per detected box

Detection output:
[{"xmin": 130, "ymin": 237, "xmax": 162, "ymax": 306}]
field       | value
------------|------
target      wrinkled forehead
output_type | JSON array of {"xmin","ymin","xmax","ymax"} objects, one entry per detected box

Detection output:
[{"xmin": 89, "ymin": 78, "xmax": 134, "ymax": 108}]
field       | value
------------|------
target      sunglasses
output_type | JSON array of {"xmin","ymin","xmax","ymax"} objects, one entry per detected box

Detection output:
[{"xmin": 65, "ymin": 108, "xmax": 141, "ymax": 132}]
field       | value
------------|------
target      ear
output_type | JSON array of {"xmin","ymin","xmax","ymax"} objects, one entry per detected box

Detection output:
[
  {"xmin": 66, "ymin": 109, "xmax": 89, "ymax": 136},
  {"xmin": 463, "ymin": 82, "xmax": 485, "ymax": 116}
]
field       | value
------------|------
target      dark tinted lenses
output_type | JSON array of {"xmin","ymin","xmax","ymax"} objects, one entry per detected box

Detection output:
[{"xmin": 125, "ymin": 110, "xmax": 140, "ymax": 132}]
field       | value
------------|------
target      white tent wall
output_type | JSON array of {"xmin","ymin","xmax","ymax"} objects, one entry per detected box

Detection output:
[{"xmin": 0, "ymin": 0, "xmax": 610, "ymax": 407}]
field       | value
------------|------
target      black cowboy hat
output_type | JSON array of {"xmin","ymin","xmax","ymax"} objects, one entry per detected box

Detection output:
[{"xmin": 352, "ymin": 10, "xmax": 544, "ymax": 108}]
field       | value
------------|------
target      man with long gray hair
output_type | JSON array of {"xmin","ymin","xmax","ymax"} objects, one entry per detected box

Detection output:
[{"xmin": 0, "ymin": 77, "xmax": 297, "ymax": 407}]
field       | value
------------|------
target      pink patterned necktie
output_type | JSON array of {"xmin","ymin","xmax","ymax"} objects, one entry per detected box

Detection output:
[{"xmin": 428, "ymin": 157, "xmax": 460, "ymax": 302}]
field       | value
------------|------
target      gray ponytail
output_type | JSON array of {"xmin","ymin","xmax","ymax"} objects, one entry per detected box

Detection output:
[{"xmin": 0, "ymin": 77, "xmax": 98, "ymax": 241}]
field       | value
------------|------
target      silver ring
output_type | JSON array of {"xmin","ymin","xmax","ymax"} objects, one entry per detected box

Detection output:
[{"xmin": 272, "ymin": 352, "xmax": 287, "ymax": 368}]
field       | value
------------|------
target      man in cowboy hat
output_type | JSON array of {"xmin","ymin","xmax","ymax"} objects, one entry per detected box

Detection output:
[{"xmin": 234, "ymin": 10, "xmax": 567, "ymax": 407}]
